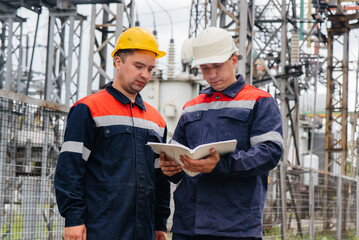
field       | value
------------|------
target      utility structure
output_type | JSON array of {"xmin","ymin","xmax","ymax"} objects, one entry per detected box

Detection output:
[
  {"xmin": 0, "ymin": 3, "xmax": 25, "ymax": 92},
  {"xmin": 322, "ymin": 8, "xmax": 359, "ymax": 234},
  {"xmin": 0, "ymin": 1, "xmax": 86, "ymax": 106},
  {"xmin": 45, "ymin": 6, "xmax": 86, "ymax": 105},
  {"xmin": 324, "ymin": 11, "xmax": 359, "ymax": 180}
]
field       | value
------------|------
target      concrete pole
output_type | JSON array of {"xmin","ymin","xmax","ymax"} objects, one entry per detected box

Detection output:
[
  {"xmin": 238, "ymin": 0, "xmax": 247, "ymax": 77},
  {"xmin": 211, "ymin": 0, "xmax": 217, "ymax": 27}
]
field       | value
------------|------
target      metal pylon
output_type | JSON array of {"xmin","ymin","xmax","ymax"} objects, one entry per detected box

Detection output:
[
  {"xmin": 323, "ymin": 11, "xmax": 359, "ymax": 234},
  {"xmin": 352, "ymin": 47, "xmax": 359, "ymax": 178},
  {"xmin": 0, "ymin": 13, "xmax": 24, "ymax": 92},
  {"xmin": 188, "ymin": 0, "xmax": 212, "ymax": 38},
  {"xmin": 44, "ymin": 8, "xmax": 85, "ymax": 106},
  {"xmin": 324, "ymin": 17, "xmax": 352, "ymax": 177}
]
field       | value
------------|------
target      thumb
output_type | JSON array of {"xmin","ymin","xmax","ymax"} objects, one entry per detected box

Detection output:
[{"xmin": 210, "ymin": 148, "xmax": 220, "ymax": 160}]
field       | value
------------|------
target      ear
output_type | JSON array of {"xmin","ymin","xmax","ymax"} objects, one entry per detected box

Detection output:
[
  {"xmin": 114, "ymin": 56, "xmax": 122, "ymax": 70},
  {"xmin": 231, "ymin": 54, "xmax": 238, "ymax": 68}
]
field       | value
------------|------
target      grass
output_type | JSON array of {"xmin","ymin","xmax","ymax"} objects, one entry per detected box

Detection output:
[
  {"xmin": 1, "ymin": 209, "xmax": 61, "ymax": 240},
  {"xmin": 1, "ymin": 212, "xmax": 23, "ymax": 240},
  {"xmin": 262, "ymin": 225, "xmax": 358, "ymax": 240}
]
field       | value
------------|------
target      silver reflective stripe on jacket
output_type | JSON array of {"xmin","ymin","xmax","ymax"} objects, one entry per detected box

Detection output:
[
  {"xmin": 250, "ymin": 131, "xmax": 283, "ymax": 146},
  {"xmin": 93, "ymin": 115, "xmax": 165, "ymax": 137},
  {"xmin": 182, "ymin": 100, "xmax": 256, "ymax": 115},
  {"xmin": 60, "ymin": 141, "xmax": 91, "ymax": 161},
  {"xmin": 154, "ymin": 158, "xmax": 160, "ymax": 169}
]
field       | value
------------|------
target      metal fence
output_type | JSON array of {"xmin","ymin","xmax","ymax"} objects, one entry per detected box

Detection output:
[
  {"xmin": 0, "ymin": 90, "xmax": 358, "ymax": 239},
  {"xmin": 263, "ymin": 163, "xmax": 359, "ymax": 239},
  {"xmin": 0, "ymin": 90, "xmax": 69, "ymax": 239}
]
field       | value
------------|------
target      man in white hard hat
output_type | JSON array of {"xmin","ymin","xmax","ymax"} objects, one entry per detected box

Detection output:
[{"xmin": 160, "ymin": 27, "xmax": 283, "ymax": 239}]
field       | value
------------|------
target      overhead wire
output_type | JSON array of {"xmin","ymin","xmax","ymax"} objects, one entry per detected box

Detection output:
[
  {"xmin": 140, "ymin": 6, "xmax": 189, "ymax": 16},
  {"xmin": 151, "ymin": 0, "xmax": 174, "ymax": 39},
  {"xmin": 135, "ymin": 4, "xmax": 140, "ymax": 26},
  {"xmin": 144, "ymin": 0, "xmax": 157, "ymax": 35}
]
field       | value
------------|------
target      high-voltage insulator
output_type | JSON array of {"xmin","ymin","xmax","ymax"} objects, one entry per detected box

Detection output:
[
  {"xmin": 291, "ymin": 31, "xmax": 300, "ymax": 65},
  {"xmin": 181, "ymin": 37, "xmax": 195, "ymax": 73},
  {"xmin": 167, "ymin": 38, "xmax": 175, "ymax": 80}
]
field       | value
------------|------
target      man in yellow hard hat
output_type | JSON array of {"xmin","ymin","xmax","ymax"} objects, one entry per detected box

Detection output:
[
  {"xmin": 160, "ymin": 27, "xmax": 283, "ymax": 239},
  {"xmin": 55, "ymin": 27, "xmax": 170, "ymax": 240}
]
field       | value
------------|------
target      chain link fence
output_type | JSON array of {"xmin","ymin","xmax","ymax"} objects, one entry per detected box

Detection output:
[
  {"xmin": 0, "ymin": 90, "xmax": 69, "ymax": 239},
  {"xmin": 263, "ymin": 163, "xmax": 358, "ymax": 239},
  {"xmin": 0, "ymin": 90, "xmax": 358, "ymax": 239}
]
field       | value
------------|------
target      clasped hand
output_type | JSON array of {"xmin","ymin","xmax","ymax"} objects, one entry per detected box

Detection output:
[{"xmin": 160, "ymin": 148, "xmax": 220, "ymax": 176}]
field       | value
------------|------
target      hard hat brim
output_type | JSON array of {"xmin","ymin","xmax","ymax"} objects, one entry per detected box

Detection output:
[
  {"xmin": 152, "ymin": 49, "xmax": 166, "ymax": 59},
  {"xmin": 191, "ymin": 44, "xmax": 238, "ymax": 68},
  {"xmin": 111, "ymin": 48, "xmax": 166, "ymax": 59},
  {"xmin": 191, "ymin": 53, "xmax": 232, "ymax": 68}
]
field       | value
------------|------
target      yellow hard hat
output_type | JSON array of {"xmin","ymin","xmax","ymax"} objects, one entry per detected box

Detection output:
[{"xmin": 111, "ymin": 27, "xmax": 166, "ymax": 60}]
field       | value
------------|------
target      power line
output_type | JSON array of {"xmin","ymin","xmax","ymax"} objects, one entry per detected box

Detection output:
[
  {"xmin": 151, "ymin": 0, "xmax": 174, "ymax": 39},
  {"xmin": 139, "ymin": 6, "xmax": 190, "ymax": 16},
  {"xmin": 144, "ymin": 0, "xmax": 157, "ymax": 35}
]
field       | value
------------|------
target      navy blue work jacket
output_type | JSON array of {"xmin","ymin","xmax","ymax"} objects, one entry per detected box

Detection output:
[
  {"xmin": 169, "ymin": 75, "xmax": 283, "ymax": 238},
  {"xmin": 54, "ymin": 83, "xmax": 170, "ymax": 239}
]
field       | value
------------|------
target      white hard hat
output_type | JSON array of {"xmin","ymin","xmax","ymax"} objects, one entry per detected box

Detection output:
[{"xmin": 191, "ymin": 27, "xmax": 238, "ymax": 68}]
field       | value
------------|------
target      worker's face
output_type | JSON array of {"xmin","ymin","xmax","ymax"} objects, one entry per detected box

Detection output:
[
  {"xmin": 114, "ymin": 50, "xmax": 156, "ymax": 97},
  {"xmin": 199, "ymin": 54, "xmax": 238, "ymax": 92}
]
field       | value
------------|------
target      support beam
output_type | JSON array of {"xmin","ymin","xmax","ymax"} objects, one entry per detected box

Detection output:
[
  {"xmin": 280, "ymin": 0, "xmax": 288, "ymax": 237},
  {"xmin": 237, "ymin": 0, "xmax": 248, "ymax": 78},
  {"xmin": 0, "ymin": 14, "xmax": 24, "ymax": 92},
  {"xmin": 44, "ymin": 9, "xmax": 85, "ymax": 105},
  {"xmin": 324, "ymin": 29, "xmax": 349, "ymax": 176}
]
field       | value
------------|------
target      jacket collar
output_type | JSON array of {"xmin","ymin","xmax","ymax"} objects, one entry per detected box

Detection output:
[
  {"xmin": 105, "ymin": 82, "xmax": 147, "ymax": 111},
  {"xmin": 200, "ymin": 74, "xmax": 246, "ymax": 98}
]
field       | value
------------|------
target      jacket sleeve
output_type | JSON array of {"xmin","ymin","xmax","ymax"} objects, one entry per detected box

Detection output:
[
  {"xmin": 54, "ymin": 103, "xmax": 96, "ymax": 227},
  {"xmin": 155, "ymin": 126, "xmax": 171, "ymax": 232},
  {"xmin": 212, "ymin": 97, "xmax": 283, "ymax": 177}
]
